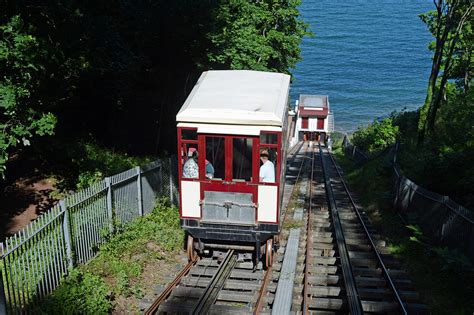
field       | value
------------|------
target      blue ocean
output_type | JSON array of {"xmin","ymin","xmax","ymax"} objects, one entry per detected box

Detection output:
[{"xmin": 290, "ymin": 0, "xmax": 434, "ymax": 133}]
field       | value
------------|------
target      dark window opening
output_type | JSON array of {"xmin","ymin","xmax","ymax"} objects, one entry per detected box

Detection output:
[
  {"xmin": 233, "ymin": 138, "xmax": 253, "ymax": 181},
  {"xmin": 206, "ymin": 137, "xmax": 225, "ymax": 180},
  {"xmin": 181, "ymin": 129, "xmax": 197, "ymax": 140},
  {"xmin": 260, "ymin": 133, "xmax": 278, "ymax": 144}
]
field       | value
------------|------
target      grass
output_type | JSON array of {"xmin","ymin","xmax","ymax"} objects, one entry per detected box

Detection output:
[
  {"xmin": 36, "ymin": 198, "xmax": 185, "ymax": 314},
  {"xmin": 332, "ymin": 140, "xmax": 474, "ymax": 314}
]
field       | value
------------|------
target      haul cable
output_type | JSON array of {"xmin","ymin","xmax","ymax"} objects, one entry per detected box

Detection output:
[
  {"xmin": 192, "ymin": 249, "xmax": 236, "ymax": 314},
  {"xmin": 144, "ymin": 255, "xmax": 199, "ymax": 315}
]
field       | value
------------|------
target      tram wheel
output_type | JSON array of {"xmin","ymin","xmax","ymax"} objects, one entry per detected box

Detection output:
[
  {"xmin": 265, "ymin": 238, "xmax": 273, "ymax": 269},
  {"xmin": 186, "ymin": 235, "xmax": 197, "ymax": 261}
]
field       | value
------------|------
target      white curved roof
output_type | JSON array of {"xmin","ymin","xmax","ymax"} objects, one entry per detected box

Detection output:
[{"xmin": 176, "ymin": 70, "xmax": 290, "ymax": 127}]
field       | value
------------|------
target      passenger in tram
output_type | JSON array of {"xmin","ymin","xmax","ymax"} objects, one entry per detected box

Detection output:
[
  {"xmin": 183, "ymin": 148, "xmax": 199, "ymax": 178},
  {"xmin": 259, "ymin": 149, "xmax": 275, "ymax": 183},
  {"xmin": 205, "ymin": 159, "xmax": 215, "ymax": 179}
]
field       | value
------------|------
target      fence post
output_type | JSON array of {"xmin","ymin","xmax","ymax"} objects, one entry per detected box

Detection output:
[
  {"xmin": 136, "ymin": 166, "xmax": 144, "ymax": 216},
  {"xmin": 60, "ymin": 200, "xmax": 74, "ymax": 269},
  {"xmin": 0, "ymin": 243, "xmax": 7, "ymax": 315},
  {"xmin": 352, "ymin": 145, "xmax": 356, "ymax": 157},
  {"xmin": 169, "ymin": 157, "xmax": 174, "ymax": 205},
  {"xmin": 105, "ymin": 177, "xmax": 114, "ymax": 233}
]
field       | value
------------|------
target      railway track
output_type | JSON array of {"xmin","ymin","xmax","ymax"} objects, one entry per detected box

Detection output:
[
  {"xmin": 298, "ymin": 144, "xmax": 426, "ymax": 314},
  {"xmin": 143, "ymin": 142, "xmax": 426, "ymax": 314}
]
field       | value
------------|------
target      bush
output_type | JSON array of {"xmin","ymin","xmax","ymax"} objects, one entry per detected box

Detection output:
[
  {"xmin": 352, "ymin": 116, "xmax": 399, "ymax": 154},
  {"xmin": 84, "ymin": 198, "xmax": 184, "ymax": 296},
  {"xmin": 37, "ymin": 269, "xmax": 112, "ymax": 314}
]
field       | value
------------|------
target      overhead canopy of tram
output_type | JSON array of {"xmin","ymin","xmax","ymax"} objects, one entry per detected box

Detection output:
[{"xmin": 176, "ymin": 70, "xmax": 290, "ymax": 127}]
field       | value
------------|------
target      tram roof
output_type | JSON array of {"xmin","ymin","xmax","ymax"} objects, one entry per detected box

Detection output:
[{"xmin": 176, "ymin": 70, "xmax": 290, "ymax": 127}]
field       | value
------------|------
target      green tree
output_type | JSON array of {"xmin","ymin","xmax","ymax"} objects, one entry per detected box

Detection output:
[
  {"xmin": 206, "ymin": 0, "xmax": 309, "ymax": 73},
  {"xmin": 0, "ymin": 16, "xmax": 57, "ymax": 177},
  {"xmin": 417, "ymin": 0, "xmax": 473, "ymax": 143}
]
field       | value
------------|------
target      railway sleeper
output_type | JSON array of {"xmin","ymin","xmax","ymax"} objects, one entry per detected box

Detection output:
[
  {"xmin": 358, "ymin": 287, "xmax": 420, "ymax": 302},
  {"xmin": 209, "ymin": 304, "xmax": 253, "ymax": 314},
  {"xmin": 307, "ymin": 256, "xmax": 337, "ymax": 265},
  {"xmin": 307, "ymin": 274, "xmax": 340, "ymax": 285},
  {"xmin": 309, "ymin": 244, "xmax": 336, "ymax": 252},
  {"xmin": 217, "ymin": 289, "xmax": 257, "ymax": 304},
  {"xmin": 306, "ymin": 285, "xmax": 342, "ymax": 297},
  {"xmin": 308, "ymin": 264, "xmax": 338, "ymax": 274},
  {"xmin": 361, "ymin": 300, "xmax": 398, "ymax": 313},
  {"xmin": 352, "ymin": 267, "xmax": 407, "ymax": 278},
  {"xmin": 307, "ymin": 297, "xmax": 345, "ymax": 310},
  {"xmin": 355, "ymin": 276, "xmax": 414, "ymax": 289},
  {"xmin": 345, "ymin": 237, "xmax": 385, "ymax": 247}
]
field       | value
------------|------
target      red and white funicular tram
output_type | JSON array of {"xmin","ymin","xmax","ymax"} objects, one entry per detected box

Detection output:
[{"xmin": 176, "ymin": 70, "xmax": 290, "ymax": 267}]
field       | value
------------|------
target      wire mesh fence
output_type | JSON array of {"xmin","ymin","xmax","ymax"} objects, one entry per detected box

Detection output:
[
  {"xmin": 0, "ymin": 158, "xmax": 178, "ymax": 314},
  {"xmin": 392, "ymin": 149, "xmax": 474, "ymax": 261},
  {"xmin": 341, "ymin": 137, "xmax": 474, "ymax": 261}
]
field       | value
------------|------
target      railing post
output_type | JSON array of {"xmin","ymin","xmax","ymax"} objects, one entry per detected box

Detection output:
[
  {"xmin": 0, "ymin": 243, "xmax": 7, "ymax": 315},
  {"xmin": 60, "ymin": 200, "xmax": 74, "ymax": 269},
  {"xmin": 105, "ymin": 177, "xmax": 114, "ymax": 233},
  {"xmin": 169, "ymin": 157, "xmax": 174, "ymax": 205},
  {"xmin": 136, "ymin": 166, "xmax": 144, "ymax": 216}
]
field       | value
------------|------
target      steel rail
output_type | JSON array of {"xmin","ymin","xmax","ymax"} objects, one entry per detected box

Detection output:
[
  {"xmin": 319, "ymin": 144, "xmax": 364, "ymax": 315},
  {"xmin": 281, "ymin": 141, "xmax": 306, "ymax": 224},
  {"xmin": 193, "ymin": 249, "xmax": 236, "ymax": 314},
  {"xmin": 144, "ymin": 256, "xmax": 199, "ymax": 315},
  {"xmin": 254, "ymin": 266, "xmax": 272, "ymax": 314},
  {"xmin": 256, "ymin": 141, "xmax": 309, "ymax": 314},
  {"xmin": 302, "ymin": 145, "xmax": 316, "ymax": 313},
  {"xmin": 327, "ymin": 148, "xmax": 408, "ymax": 315}
]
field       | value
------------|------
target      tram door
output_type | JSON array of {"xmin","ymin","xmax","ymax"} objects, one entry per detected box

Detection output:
[{"xmin": 200, "ymin": 135, "xmax": 258, "ymax": 225}]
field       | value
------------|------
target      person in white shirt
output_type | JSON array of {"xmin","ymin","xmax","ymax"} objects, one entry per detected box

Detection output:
[{"xmin": 259, "ymin": 149, "xmax": 275, "ymax": 183}]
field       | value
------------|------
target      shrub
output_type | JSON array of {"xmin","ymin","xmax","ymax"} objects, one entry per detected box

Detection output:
[
  {"xmin": 84, "ymin": 198, "xmax": 184, "ymax": 296},
  {"xmin": 352, "ymin": 116, "xmax": 399, "ymax": 154},
  {"xmin": 37, "ymin": 269, "xmax": 112, "ymax": 314}
]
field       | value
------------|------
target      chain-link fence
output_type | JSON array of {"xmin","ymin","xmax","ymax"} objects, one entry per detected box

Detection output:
[
  {"xmin": 342, "ymin": 137, "xmax": 474, "ymax": 261},
  {"xmin": 0, "ymin": 158, "xmax": 178, "ymax": 314}
]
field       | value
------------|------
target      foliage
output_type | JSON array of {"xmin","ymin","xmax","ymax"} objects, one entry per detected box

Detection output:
[
  {"xmin": 417, "ymin": 0, "xmax": 473, "ymax": 142},
  {"xmin": 206, "ymin": 0, "xmax": 309, "ymax": 73},
  {"xmin": 37, "ymin": 139, "xmax": 153, "ymax": 190},
  {"xmin": 0, "ymin": 16, "xmax": 57, "ymax": 177},
  {"xmin": 351, "ymin": 116, "xmax": 399, "ymax": 154},
  {"xmin": 84, "ymin": 198, "xmax": 183, "ymax": 297},
  {"xmin": 37, "ymin": 269, "xmax": 112, "ymax": 314},
  {"xmin": 70, "ymin": 141, "xmax": 152, "ymax": 189},
  {"xmin": 0, "ymin": 0, "xmax": 309, "ymax": 181}
]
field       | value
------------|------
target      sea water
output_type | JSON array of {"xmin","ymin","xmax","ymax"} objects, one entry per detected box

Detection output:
[{"xmin": 290, "ymin": 0, "xmax": 434, "ymax": 133}]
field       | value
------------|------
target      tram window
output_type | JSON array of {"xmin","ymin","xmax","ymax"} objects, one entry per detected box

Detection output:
[
  {"xmin": 181, "ymin": 129, "xmax": 197, "ymax": 140},
  {"xmin": 233, "ymin": 138, "xmax": 253, "ymax": 181},
  {"xmin": 206, "ymin": 137, "xmax": 225, "ymax": 180},
  {"xmin": 259, "ymin": 147, "xmax": 278, "ymax": 183},
  {"xmin": 260, "ymin": 133, "xmax": 278, "ymax": 144}
]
